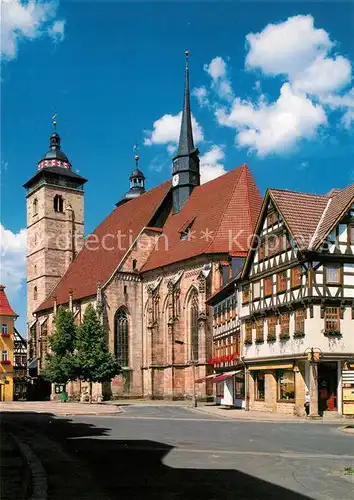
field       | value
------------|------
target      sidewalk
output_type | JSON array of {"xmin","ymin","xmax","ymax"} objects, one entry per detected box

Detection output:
[
  {"xmin": 0, "ymin": 401, "xmax": 122, "ymax": 416},
  {"xmin": 193, "ymin": 404, "xmax": 354, "ymax": 423}
]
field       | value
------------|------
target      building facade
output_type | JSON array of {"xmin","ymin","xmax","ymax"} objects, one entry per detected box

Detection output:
[
  {"xmin": 14, "ymin": 328, "xmax": 28, "ymax": 400},
  {"xmin": 0, "ymin": 285, "xmax": 18, "ymax": 401},
  {"xmin": 239, "ymin": 187, "xmax": 354, "ymax": 417},
  {"xmin": 26, "ymin": 55, "xmax": 262, "ymax": 401}
]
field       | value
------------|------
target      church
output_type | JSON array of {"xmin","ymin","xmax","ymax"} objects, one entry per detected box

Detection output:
[{"xmin": 24, "ymin": 54, "xmax": 262, "ymax": 400}]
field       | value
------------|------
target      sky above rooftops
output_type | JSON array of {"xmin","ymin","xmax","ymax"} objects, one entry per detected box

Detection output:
[{"xmin": 1, "ymin": 0, "xmax": 354, "ymax": 333}]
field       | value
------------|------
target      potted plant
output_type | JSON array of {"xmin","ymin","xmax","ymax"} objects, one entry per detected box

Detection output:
[
  {"xmin": 324, "ymin": 329, "xmax": 342, "ymax": 338},
  {"xmin": 266, "ymin": 334, "xmax": 276, "ymax": 342},
  {"xmin": 279, "ymin": 332, "xmax": 290, "ymax": 341},
  {"xmin": 293, "ymin": 331, "xmax": 305, "ymax": 339}
]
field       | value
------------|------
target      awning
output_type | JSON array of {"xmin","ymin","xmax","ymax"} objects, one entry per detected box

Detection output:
[
  {"xmin": 39, "ymin": 316, "xmax": 48, "ymax": 326},
  {"xmin": 195, "ymin": 374, "xmax": 217, "ymax": 383},
  {"xmin": 29, "ymin": 319, "xmax": 37, "ymax": 329},
  {"xmin": 213, "ymin": 370, "xmax": 242, "ymax": 383},
  {"xmin": 248, "ymin": 363, "xmax": 294, "ymax": 371}
]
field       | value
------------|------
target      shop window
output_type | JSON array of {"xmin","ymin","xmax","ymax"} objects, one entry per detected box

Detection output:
[
  {"xmin": 264, "ymin": 277, "xmax": 272, "ymax": 297},
  {"xmin": 253, "ymin": 281, "xmax": 261, "ymax": 299},
  {"xmin": 295, "ymin": 309, "xmax": 305, "ymax": 332},
  {"xmin": 254, "ymin": 372, "xmax": 265, "ymax": 400},
  {"xmin": 1, "ymin": 324, "xmax": 8, "ymax": 335},
  {"xmin": 325, "ymin": 264, "xmax": 341, "ymax": 285},
  {"xmin": 277, "ymin": 271, "xmax": 287, "ymax": 293},
  {"xmin": 216, "ymin": 382, "xmax": 224, "ymax": 399},
  {"xmin": 280, "ymin": 313, "xmax": 290, "ymax": 334},
  {"xmin": 291, "ymin": 266, "xmax": 302, "ymax": 288},
  {"xmin": 277, "ymin": 370, "xmax": 295, "ymax": 401},
  {"xmin": 324, "ymin": 307, "xmax": 340, "ymax": 330},
  {"xmin": 242, "ymin": 285, "xmax": 250, "ymax": 304}
]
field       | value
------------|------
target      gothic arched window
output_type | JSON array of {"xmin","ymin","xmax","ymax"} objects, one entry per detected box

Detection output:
[
  {"xmin": 190, "ymin": 292, "xmax": 199, "ymax": 361},
  {"xmin": 115, "ymin": 308, "xmax": 129, "ymax": 367},
  {"xmin": 53, "ymin": 194, "xmax": 64, "ymax": 213}
]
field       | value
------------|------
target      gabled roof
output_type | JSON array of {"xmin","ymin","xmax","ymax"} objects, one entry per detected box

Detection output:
[
  {"xmin": 310, "ymin": 184, "xmax": 354, "ymax": 250},
  {"xmin": 143, "ymin": 164, "xmax": 262, "ymax": 271},
  {"xmin": 36, "ymin": 181, "xmax": 171, "ymax": 312},
  {"xmin": 0, "ymin": 285, "xmax": 18, "ymax": 317},
  {"xmin": 242, "ymin": 182, "xmax": 354, "ymax": 278},
  {"xmin": 269, "ymin": 189, "xmax": 329, "ymax": 249}
]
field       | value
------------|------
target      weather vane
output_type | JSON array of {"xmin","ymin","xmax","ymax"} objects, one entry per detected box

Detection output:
[
  {"xmin": 133, "ymin": 144, "xmax": 139, "ymax": 165},
  {"xmin": 52, "ymin": 113, "xmax": 57, "ymax": 130}
]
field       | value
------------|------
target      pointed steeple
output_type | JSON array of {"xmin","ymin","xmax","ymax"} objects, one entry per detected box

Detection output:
[
  {"xmin": 172, "ymin": 51, "xmax": 200, "ymax": 214},
  {"xmin": 115, "ymin": 147, "xmax": 146, "ymax": 207},
  {"xmin": 177, "ymin": 50, "xmax": 195, "ymax": 156}
]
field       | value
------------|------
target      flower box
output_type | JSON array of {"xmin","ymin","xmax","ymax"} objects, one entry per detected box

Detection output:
[
  {"xmin": 266, "ymin": 335, "xmax": 276, "ymax": 342},
  {"xmin": 293, "ymin": 331, "xmax": 305, "ymax": 339},
  {"xmin": 324, "ymin": 329, "xmax": 342, "ymax": 338},
  {"xmin": 1, "ymin": 360, "xmax": 11, "ymax": 365},
  {"xmin": 255, "ymin": 338, "xmax": 264, "ymax": 344},
  {"xmin": 279, "ymin": 333, "xmax": 290, "ymax": 341},
  {"xmin": 244, "ymin": 339, "xmax": 253, "ymax": 346},
  {"xmin": 1, "ymin": 333, "xmax": 10, "ymax": 337}
]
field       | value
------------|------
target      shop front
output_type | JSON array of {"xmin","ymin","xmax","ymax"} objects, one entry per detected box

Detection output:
[{"xmin": 197, "ymin": 369, "xmax": 245, "ymax": 408}]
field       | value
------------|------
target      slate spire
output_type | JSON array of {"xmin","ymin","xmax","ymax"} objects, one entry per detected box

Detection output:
[
  {"xmin": 177, "ymin": 50, "xmax": 195, "ymax": 156},
  {"xmin": 172, "ymin": 51, "xmax": 200, "ymax": 214}
]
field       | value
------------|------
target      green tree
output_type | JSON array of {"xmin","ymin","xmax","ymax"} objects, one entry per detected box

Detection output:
[
  {"xmin": 76, "ymin": 304, "xmax": 121, "ymax": 402},
  {"xmin": 42, "ymin": 307, "xmax": 78, "ymax": 385}
]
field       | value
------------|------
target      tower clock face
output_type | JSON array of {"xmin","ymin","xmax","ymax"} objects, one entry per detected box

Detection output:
[{"xmin": 172, "ymin": 174, "xmax": 179, "ymax": 187}]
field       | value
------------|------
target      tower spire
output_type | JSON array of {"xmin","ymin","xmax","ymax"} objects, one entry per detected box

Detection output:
[
  {"xmin": 171, "ymin": 51, "xmax": 200, "ymax": 214},
  {"xmin": 177, "ymin": 50, "xmax": 195, "ymax": 156}
]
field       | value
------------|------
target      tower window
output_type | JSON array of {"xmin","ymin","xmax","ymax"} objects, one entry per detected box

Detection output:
[
  {"xmin": 33, "ymin": 198, "xmax": 38, "ymax": 216},
  {"xmin": 132, "ymin": 259, "xmax": 137, "ymax": 270},
  {"xmin": 33, "ymin": 286, "xmax": 38, "ymax": 300},
  {"xmin": 34, "ymin": 264, "xmax": 37, "ymax": 275},
  {"xmin": 53, "ymin": 195, "xmax": 64, "ymax": 213}
]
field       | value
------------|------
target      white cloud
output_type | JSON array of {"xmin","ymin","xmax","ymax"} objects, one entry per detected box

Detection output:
[
  {"xmin": 1, "ymin": 0, "xmax": 65, "ymax": 60},
  {"xmin": 200, "ymin": 145, "xmax": 227, "ymax": 184},
  {"xmin": 48, "ymin": 19, "xmax": 65, "ymax": 43},
  {"xmin": 144, "ymin": 111, "xmax": 204, "ymax": 150},
  {"xmin": 204, "ymin": 56, "xmax": 233, "ymax": 101},
  {"xmin": 217, "ymin": 83, "xmax": 327, "ymax": 156},
  {"xmin": 192, "ymin": 86, "xmax": 210, "ymax": 108},
  {"xmin": 0, "ymin": 224, "xmax": 27, "ymax": 299},
  {"xmin": 245, "ymin": 15, "xmax": 333, "ymax": 77}
]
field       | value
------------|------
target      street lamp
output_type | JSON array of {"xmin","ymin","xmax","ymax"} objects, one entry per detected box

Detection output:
[
  {"xmin": 304, "ymin": 347, "xmax": 323, "ymax": 418},
  {"xmin": 175, "ymin": 339, "xmax": 198, "ymax": 408}
]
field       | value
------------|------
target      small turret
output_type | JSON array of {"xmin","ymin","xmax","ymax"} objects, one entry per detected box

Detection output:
[{"xmin": 116, "ymin": 150, "xmax": 146, "ymax": 207}]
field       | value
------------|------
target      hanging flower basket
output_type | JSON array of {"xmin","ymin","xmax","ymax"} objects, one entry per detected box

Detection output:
[
  {"xmin": 244, "ymin": 338, "xmax": 253, "ymax": 345},
  {"xmin": 266, "ymin": 334, "xmax": 276, "ymax": 342},
  {"xmin": 293, "ymin": 331, "xmax": 305, "ymax": 339},
  {"xmin": 324, "ymin": 329, "xmax": 342, "ymax": 338},
  {"xmin": 255, "ymin": 338, "xmax": 264, "ymax": 344},
  {"xmin": 279, "ymin": 332, "xmax": 290, "ymax": 341}
]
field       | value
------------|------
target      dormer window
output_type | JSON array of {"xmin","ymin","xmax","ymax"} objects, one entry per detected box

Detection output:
[
  {"xmin": 180, "ymin": 218, "xmax": 195, "ymax": 241},
  {"xmin": 53, "ymin": 195, "xmax": 64, "ymax": 213}
]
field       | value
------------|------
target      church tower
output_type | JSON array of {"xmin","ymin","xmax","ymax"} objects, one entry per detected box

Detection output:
[
  {"xmin": 23, "ymin": 119, "xmax": 87, "ymax": 327},
  {"xmin": 172, "ymin": 51, "xmax": 200, "ymax": 214}
]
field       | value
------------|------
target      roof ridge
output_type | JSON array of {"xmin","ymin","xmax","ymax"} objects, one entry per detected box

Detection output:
[
  {"xmin": 204, "ymin": 165, "xmax": 244, "ymax": 254},
  {"xmin": 269, "ymin": 187, "xmax": 328, "ymax": 198}
]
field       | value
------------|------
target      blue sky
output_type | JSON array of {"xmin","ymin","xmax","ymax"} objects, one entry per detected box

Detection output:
[{"xmin": 1, "ymin": 0, "xmax": 354, "ymax": 334}]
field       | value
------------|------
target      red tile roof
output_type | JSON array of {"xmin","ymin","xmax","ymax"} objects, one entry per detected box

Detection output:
[
  {"xmin": 143, "ymin": 165, "xmax": 262, "ymax": 271},
  {"xmin": 0, "ymin": 285, "xmax": 18, "ymax": 317},
  {"xmin": 36, "ymin": 181, "xmax": 171, "ymax": 312},
  {"xmin": 269, "ymin": 189, "xmax": 329, "ymax": 249}
]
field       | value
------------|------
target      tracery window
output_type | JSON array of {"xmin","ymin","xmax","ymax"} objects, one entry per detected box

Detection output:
[
  {"xmin": 115, "ymin": 308, "xmax": 129, "ymax": 367},
  {"xmin": 190, "ymin": 292, "xmax": 199, "ymax": 361}
]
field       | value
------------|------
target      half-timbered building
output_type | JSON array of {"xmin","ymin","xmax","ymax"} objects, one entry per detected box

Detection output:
[{"xmin": 239, "ymin": 185, "xmax": 354, "ymax": 417}]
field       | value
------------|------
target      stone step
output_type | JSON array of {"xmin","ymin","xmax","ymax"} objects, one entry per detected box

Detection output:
[{"xmin": 323, "ymin": 410, "xmax": 341, "ymax": 420}]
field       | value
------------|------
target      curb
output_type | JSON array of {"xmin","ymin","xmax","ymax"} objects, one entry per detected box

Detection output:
[
  {"xmin": 339, "ymin": 426, "xmax": 354, "ymax": 434},
  {"xmin": 9, "ymin": 432, "xmax": 48, "ymax": 500}
]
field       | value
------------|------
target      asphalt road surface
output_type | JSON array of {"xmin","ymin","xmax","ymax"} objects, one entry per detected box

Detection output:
[{"xmin": 2, "ymin": 404, "xmax": 353, "ymax": 500}]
